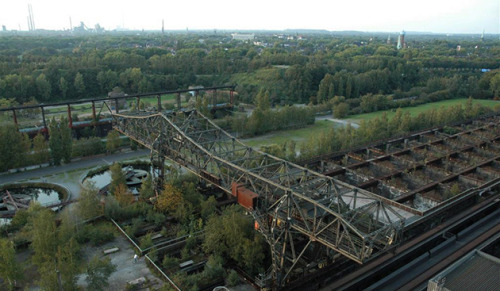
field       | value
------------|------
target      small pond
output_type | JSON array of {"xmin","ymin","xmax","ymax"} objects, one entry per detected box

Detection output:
[
  {"xmin": 0, "ymin": 185, "xmax": 66, "ymax": 225},
  {"xmin": 1, "ymin": 187, "xmax": 63, "ymax": 208},
  {"xmin": 83, "ymin": 166, "xmax": 153, "ymax": 194}
]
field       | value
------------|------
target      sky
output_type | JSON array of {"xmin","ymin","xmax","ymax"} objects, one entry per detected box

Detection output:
[{"xmin": 1, "ymin": 0, "xmax": 499, "ymax": 34}]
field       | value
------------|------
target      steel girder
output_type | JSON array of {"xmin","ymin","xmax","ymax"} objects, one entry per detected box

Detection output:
[{"xmin": 111, "ymin": 109, "xmax": 411, "ymax": 287}]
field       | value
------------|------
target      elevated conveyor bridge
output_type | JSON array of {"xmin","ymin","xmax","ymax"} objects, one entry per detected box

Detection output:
[{"xmin": 110, "ymin": 108, "xmax": 416, "ymax": 287}]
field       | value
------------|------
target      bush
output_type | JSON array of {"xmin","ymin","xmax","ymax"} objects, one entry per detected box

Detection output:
[
  {"xmin": 145, "ymin": 209, "xmax": 166, "ymax": 227},
  {"xmin": 227, "ymin": 270, "xmax": 240, "ymax": 287},
  {"xmin": 185, "ymin": 236, "xmax": 197, "ymax": 251},
  {"xmin": 124, "ymin": 218, "xmax": 144, "ymax": 238},
  {"xmin": 162, "ymin": 255, "xmax": 179, "ymax": 270},
  {"xmin": 72, "ymin": 137, "xmax": 105, "ymax": 158},
  {"xmin": 139, "ymin": 233, "xmax": 153, "ymax": 249},
  {"xmin": 76, "ymin": 223, "xmax": 115, "ymax": 246},
  {"xmin": 333, "ymin": 102, "xmax": 349, "ymax": 118}
]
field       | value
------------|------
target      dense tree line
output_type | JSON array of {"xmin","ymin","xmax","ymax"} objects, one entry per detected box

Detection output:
[
  {"xmin": 0, "ymin": 33, "xmax": 498, "ymax": 108},
  {"xmin": 298, "ymin": 100, "xmax": 498, "ymax": 159},
  {"xmin": 215, "ymin": 89, "xmax": 315, "ymax": 137},
  {"xmin": 0, "ymin": 117, "xmax": 108, "ymax": 172}
]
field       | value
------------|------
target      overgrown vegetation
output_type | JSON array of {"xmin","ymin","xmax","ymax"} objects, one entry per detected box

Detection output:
[{"xmin": 299, "ymin": 101, "xmax": 497, "ymax": 159}]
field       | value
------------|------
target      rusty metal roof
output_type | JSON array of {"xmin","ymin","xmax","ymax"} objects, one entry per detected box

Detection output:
[{"xmin": 428, "ymin": 249, "xmax": 500, "ymax": 291}]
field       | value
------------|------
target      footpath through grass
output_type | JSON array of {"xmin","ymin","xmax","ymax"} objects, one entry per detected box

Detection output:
[{"xmin": 347, "ymin": 98, "xmax": 500, "ymax": 122}]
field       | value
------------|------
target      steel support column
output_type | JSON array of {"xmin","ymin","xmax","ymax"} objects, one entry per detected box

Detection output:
[
  {"xmin": 12, "ymin": 109, "xmax": 18, "ymax": 128},
  {"xmin": 67, "ymin": 104, "xmax": 73, "ymax": 128}
]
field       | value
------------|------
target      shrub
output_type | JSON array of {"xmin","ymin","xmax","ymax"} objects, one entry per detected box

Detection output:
[
  {"xmin": 162, "ymin": 255, "xmax": 179, "ymax": 270},
  {"xmin": 227, "ymin": 270, "xmax": 240, "ymax": 287},
  {"xmin": 76, "ymin": 223, "xmax": 115, "ymax": 246},
  {"xmin": 139, "ymin": 233, "xmax": 153, "ymax": 249}
]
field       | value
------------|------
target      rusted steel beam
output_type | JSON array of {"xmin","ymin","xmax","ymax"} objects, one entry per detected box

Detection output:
[
  {"xmin": 0, "ymin": 85, "xmax": 237, "ymax": 112},
  {"xmin": 67, "ymin": 104, "xmax": 72, "ymax": 128},
  {"xmin": 12, "ymin": 109, "xmax": 18, "ymax": 127},
  {"xmin": 41, "ymin": 107, "xmax": 47, "ymax": 129},
  {"xmin": 92, "ymin": 100, "xmax": 97, "ymax": 121}
]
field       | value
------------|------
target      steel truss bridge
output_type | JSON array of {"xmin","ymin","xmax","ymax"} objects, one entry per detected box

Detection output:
[{"xmin": 110, "ymin": 107, "xmax": 416, "ymax": 288}]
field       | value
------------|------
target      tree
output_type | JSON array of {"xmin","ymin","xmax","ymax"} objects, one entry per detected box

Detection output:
[
  {"xmin": 333, "ymin": 102, "xmax": 349, "ymax": 118},
  {"xmin": 59, "ymin": 77, "xmax": 68, "ymax": 98},
  {"xmin": 30, "ymin": 208, "xmax": 57, "ymax": 264},
  {"xmin": 60, "ymin": 117, "xmax": 73, "ymax": 163},
  {"xmin": 33, "ymin": 133, "xmax": 49, "ymax": 166},
  {"xmin": 29, "ymin": 208, "xmax": 60, "ymax": 290},
  {"xmin": 227, "ymin": 270, "xmax": 240, "ymax": 287},
  {"xmin": 317, "ymin": 73, "xmax": 334, "ymax": 103},
  {"xmin": 56, "ymin": 237, "xmax": 80, "ymax": 290},
  {"xmin": 0, "ymin": 238, "xmax": 23, "ymax": 290},
  {"xmin": 203, "ymin": 205, "xmax": 258, "ymax": 269},
  {"xmin": 155, "ymin": 183, "xmax": 184, "ymax": 214},
  {"xmin": 48, "ymin": 117, "xmax": 63, "ymax": 165},
  {"xmin": 85, "ymin": 256, "xmax": 117, "ymax": 291},
  {"xmin": 97, "ymin": 70, "xmax": 119, "ymax": 93},
  {"xmin": 74, "ymin": 72, "xmax": 86, "ymax": 96},
  {"xmin": 106, "ymin": 130, "xmax": 121, "ymax": 154},
  {"xmin": 29, "ymin": 210, "xmax": 81, "ymax": 291},
  {"xmin": 114, "ymin": 183, "xmax": 134, "ymax": 206},
  {"xmin": 78, "ymin": 182, "xmax": 103, "ymax": 220},
  {"xmin": 200, "ymin": 196, "xmax": 217, "ymax": 220},
  {"xmin": 254, "ymin": 88, "xmax": 270, "ymax": 111},
  {"xmin": 0, "ymin": 124, "xmax": 30, "ymax": 171},
  {"xmin": 491, "ymin": 72, "xmax": 500, "ymax": 98},
  {"xmin": 242, "ymin": 235, "xmax": 265, "ymax": 274},
  {"xmin": 109, "ymin": 163, "xmax": 126, "ymax": 194},
  {"xmin": 139, "ymin": 174, "xmax": 155, "ymax": 200},
  {"xmin": 119, "ymin": 68, "xmax": 142, "ymax": 92},
  {"xmin": 204, "ymin": 254, "xmax": 225, "ymax": 280},
  {"xmin": 35, "ymin": 73, "xmax": 51, "ymax": 101}
]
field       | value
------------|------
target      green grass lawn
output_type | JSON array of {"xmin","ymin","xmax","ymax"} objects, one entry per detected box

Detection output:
[
  {"xmin": 347, "ymin": 98, "xmax": 500, "ymax": 123},
  {"xmin": 243, "ymin": 120, "xmax": 338, "ymax": 148}
]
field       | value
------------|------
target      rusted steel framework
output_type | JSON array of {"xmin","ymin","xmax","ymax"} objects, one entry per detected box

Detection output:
[
  {"xmin": 110, "ymin": 108, "xmax": 414, "ymax": 287},
  {"xmin": 304, "ymin": 115, "xmax": 500, "ymax": 222},
  {"xmin": 0, "ymin": 85, "xmax": 235, "ymax": 135}
]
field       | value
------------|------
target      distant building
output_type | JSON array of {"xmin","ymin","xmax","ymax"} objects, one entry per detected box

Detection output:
[
  {"xmin": 188, "ymin": 85, "xmax": 204, "ymax": 96},
  {"xmin": 231, "ymin": 33, "xmax": 255, "ymax": 41},
  {"xmin": 397, "ymin": 30, "xmax": 405, "ymax": 50},
  {"xmin": 2, "ymin": 25, "xmax": 6, "ymax": 32}
]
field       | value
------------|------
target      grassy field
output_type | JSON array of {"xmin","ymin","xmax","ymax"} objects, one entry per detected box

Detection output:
[
  {"xmin": 347, "ymin": 98, "xmax": 500, "ymax": 122},
  {"xmin": 243, "ymin": 120, "xmax": 338, "ymax": 147}
]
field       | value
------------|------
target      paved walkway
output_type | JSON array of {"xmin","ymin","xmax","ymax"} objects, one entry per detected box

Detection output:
[{"xmin": 0, "ymin": 149, "xmax": 149, "ymax": 185}]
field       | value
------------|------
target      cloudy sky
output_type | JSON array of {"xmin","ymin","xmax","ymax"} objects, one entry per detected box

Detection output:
[{"xmin": 1, "ymin": 0, "xmax": 499, "ymax": 34}]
